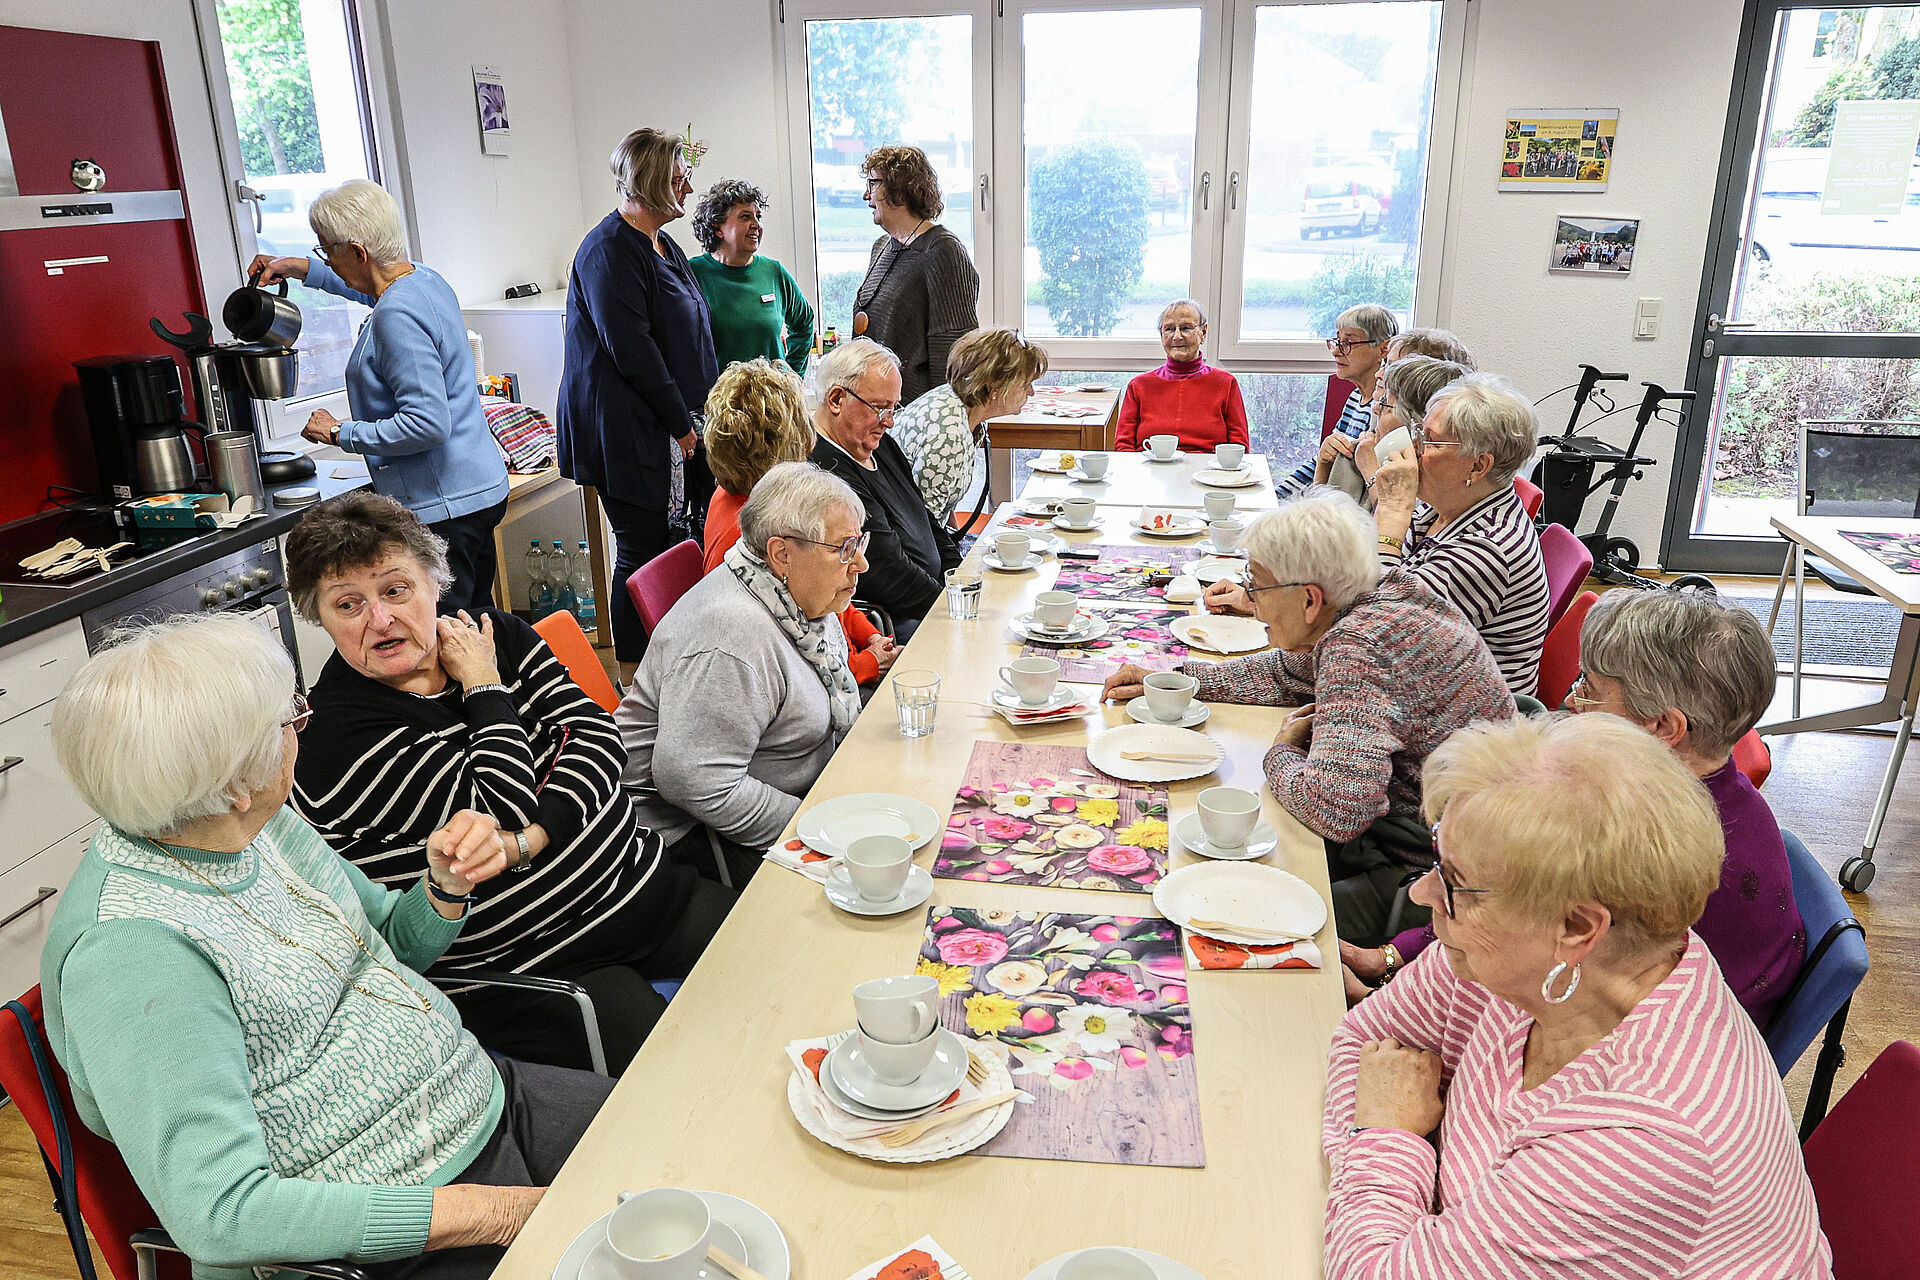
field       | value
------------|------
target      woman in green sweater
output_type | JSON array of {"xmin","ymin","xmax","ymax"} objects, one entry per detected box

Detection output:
[
  {"xmin": 688, "ymin": 179, "xmax": 815, "ymax": 374},
  {"xmin": 40, "ymin": 615, "xmax": 614, "ymax": 1280}
]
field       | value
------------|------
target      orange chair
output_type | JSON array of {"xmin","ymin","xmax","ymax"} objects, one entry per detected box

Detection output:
[
  {"xmin": 532, "ymin": 609, "xmax": 619, "ymax": 712},
  {"xmin": 1733, "ymin": 728, "xmax": 1773, "ymax": 788},
  {"xmin": 1535, "ymin": 589, "xmax": 1600, "ymax": 710},
  {"xmin": 1514, "ymin": 475, "xmax": 1545, "ymax": 520}
]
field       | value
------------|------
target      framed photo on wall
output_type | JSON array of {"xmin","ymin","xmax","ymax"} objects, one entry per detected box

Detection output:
[
  {"xmin": 1502, "ymin": 110, "xmax": 1618, "ymax": 192},
  {"xmin": 1550, "ymin": 216, "xmax": 1638, "ymax": 274}
]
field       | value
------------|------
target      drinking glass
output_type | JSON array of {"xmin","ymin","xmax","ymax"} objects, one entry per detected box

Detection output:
[
  {"xmin": 893, "ymin": 670, "xmax": 941, "ymax": 737},
  {"xmin": 945, "ymin": 568, "xmax": 982, "ymax": 619}
]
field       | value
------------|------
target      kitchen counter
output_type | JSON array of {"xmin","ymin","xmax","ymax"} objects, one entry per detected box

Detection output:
[{"xmin": 0, "ymin": 463, "xmax": 371, "ymax": 647}]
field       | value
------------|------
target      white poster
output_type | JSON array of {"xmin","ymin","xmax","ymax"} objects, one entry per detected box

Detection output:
[
  {"xmin": 473, "ymin": 65, "xmax": 510, "ymax": 157},
  {"xmin": 1823, "ymin": 99, "xmax": 1920, "ymax": 215}
]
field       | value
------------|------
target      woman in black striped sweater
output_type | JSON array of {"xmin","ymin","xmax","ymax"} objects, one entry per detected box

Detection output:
[{"xmin": 285, "ymin": 492, "xmax": 734, "ymax": 1074}]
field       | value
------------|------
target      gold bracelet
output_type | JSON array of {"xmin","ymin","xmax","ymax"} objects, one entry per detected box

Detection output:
[
  {"xmin": 1378, "ymin": 942, "xmax": 1404, "ymax": 984},
  {"xmin": 1377, "ymin": 534, "xmax": 1404, "ymax": 553}
]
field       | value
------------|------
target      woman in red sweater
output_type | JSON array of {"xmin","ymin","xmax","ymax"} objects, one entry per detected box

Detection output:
[
  {"xmin": 701, "ymin": 359, "xmax": 898, "ymax": 684},
  {"xmin": 1114, "ymin": 298, "xmax": 1251, "ymax": 453}
]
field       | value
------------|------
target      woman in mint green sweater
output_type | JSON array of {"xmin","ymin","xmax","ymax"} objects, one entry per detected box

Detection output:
[
  {"xmin": 688, "ymin": 179, "xmax": 815, "ymax": 374},
  {"xmin": 41, "ymin": 616, "xmax": 613, "ymax": 1280}
]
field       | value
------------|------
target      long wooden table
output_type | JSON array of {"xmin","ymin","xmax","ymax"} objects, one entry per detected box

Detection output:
[
  {"xmin": 1019, "ymin": 451, "xmax": 1278, "ymax": 511},
  {"xmin": 982, "ymin": 386, "xmax": 1121, "ymax": 501},
  {"xmin": 493, "ymin": 497, "xmax": 1341, "ymax": 1280}
]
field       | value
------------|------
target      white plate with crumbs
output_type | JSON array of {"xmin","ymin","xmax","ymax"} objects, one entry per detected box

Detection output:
[
  {"xmin": 1153, "ymin": 860, "xmax": 1328, "ymax": 943},
  {"xmin": 1172, "ymin": 613, "xmax": 1268, "ymax": 654},
  {"xmin": 1086, "ymin": 724, "xmax": 1225, "ymax": 783},
  {"xmin": 798, "ymin": 794, "xmax": 941, "ymax": 858}
]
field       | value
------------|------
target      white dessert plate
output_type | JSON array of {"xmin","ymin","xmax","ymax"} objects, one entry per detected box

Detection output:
[
  {"xmin": 1152, "ymin": 859, "xmax": 1328, "ymax": 942},
  {"xmin": 1022, "ymin": 1249, "xmax": 1203, "ymax": 1280},
  {"xmin": 1086, "ymin": 724, "xmax": 1224, "ymax": 783},
  {"xmin": 1172, "ymin": 613, "xmax": 1268, "ymax": 654},
  {"xmin": 1132, "ymin": 514, "xmax": 1207, "ymax": 538},
  {"xmin": 797, "ymin": 794, "xmax": 940, "ymax": 858},
  {"xmin": 1193, "ymin": 467, "xmax": 1262, "ymax": 488}
]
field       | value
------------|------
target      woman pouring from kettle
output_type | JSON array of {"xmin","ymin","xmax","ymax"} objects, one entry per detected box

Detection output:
[{"xmin": 251, "ymin": 178, "xmax": 509, "ymax": 614}]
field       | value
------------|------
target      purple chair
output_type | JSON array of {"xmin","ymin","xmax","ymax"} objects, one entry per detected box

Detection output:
[
  {"xmin": 625, "ymin": 539, "xmax": 705, "ymax": 638},
  {"xmin": 1539, "ymin": 522, "xmax": 1594, "ymax": 628}
]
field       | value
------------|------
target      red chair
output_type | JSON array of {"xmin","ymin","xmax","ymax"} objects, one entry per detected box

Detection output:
[
  {"xmin": 1513, "ymin": 475, "xmax": 1545, "ymax": 520},
  {"xmin": 532, "ymin": 608, "xmax": 619, "ymax": 712},
  {"xmin": 624, "ymin": 539, "xmax": 705, "ymax": 637},
  {"xmin": 1320, "ymin": 374, "xmax": 1358, "ymax": 439},
  {"xmin": 1539, "ymin": 522, "xmax": 1595, "ymax": 628},
  {"xmin": 1802, "ymin": 1040, "xmax": 1920, "ymax": 1280},
  {"xmin": 0, "ymin": 989, "xmax": 363, "ymax": 1280},
  {"xmin": 1536, "ymin": 590, "xmax": 1600, "ymax": 710},
  {"xmin": 1733, "ymin": 728, "xmax": 1773, "ymax": 788}
]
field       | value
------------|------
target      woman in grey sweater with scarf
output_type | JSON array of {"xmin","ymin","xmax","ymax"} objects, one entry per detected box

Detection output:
[{"xmin": 617, "ymin": 462, "xmax": 866, "ymax": 884}]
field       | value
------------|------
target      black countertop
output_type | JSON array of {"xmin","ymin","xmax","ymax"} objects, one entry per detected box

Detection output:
[{"xmin": 0, "ymin": 462, "xmax": 372, "ymax": 647}]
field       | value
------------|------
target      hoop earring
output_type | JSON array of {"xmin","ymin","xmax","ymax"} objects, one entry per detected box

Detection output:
[{"xmin": 1541, "ymin": 961, "xmax": 1581, "ymax": 1004}]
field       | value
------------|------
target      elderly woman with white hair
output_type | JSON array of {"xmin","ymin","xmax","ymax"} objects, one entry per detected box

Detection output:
[
  {"xmin": 620, "ymin": 462, "xmax": 868, "ymax": 884},
  {"xmin": 41, "ymin": 615, "xmax": 616, "ymax": 1280},
  {"xmin": 809, "ymin": 338, "xmax": 959, "ymax": 639},
  {"xmin": 1106, "ymin": 489, "xmax": 1514, "ymax": 942},
  {"xmin": 252, "ymin": 180, "xmax": 510, "ymax": 613},
  {"xmin": 558, "ymin": 128, "xmax": 720, "ymax": 677},
  {"xmin": 1114, "ymin": 298, "xmax": 1249, "ymax": 453},
  {"xmin": 1279, "ymin": 302, "xmax": 1400, "ymax": 495},
  {"xmin": 1322, "ymin": 714, "xmax": 1831, "ymax": 1279},
  {"xmin": 1312, "ymin": 355, "xmax": 1469, "ymax": 502}
]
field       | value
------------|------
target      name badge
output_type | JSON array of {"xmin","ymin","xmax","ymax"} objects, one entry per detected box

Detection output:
[{"xmin": 760, "ymin": 293, "xmax": 777, "ymax": 303}]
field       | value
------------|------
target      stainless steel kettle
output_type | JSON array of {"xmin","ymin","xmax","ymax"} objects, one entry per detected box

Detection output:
[
  {"xmin": 133, "ymin": 423, "xmax": 203, "ymax": 494},
  {"xmin": 223, "ymin": 271, "xmax": 303, "ymax": 347}
]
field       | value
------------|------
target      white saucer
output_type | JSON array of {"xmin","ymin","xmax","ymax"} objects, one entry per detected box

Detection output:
[
  {"xmin": 1126, "ymin": 696, "xmax": 1210, "ymax": 728},
  {"xmin": 1012, "ymin": 611, "xmax": 1111, "ymax": 644},
  {"xmin": 985, "ymin": 549, "xmax": 1047, "ymax": 571},
  {"xmin": 827, "ymin": 1027, "xmax": 970, "ymax": 1111},
  {"xmin": 1143, "ymin": 453, "xmax": 1185, "ymax": 464},
  {"xmin": 1183, "ymin": 556, "xmax": 1247, "ymax": 584},
  {"xmin": 995, "ymin": 684, "xmax": 1081, "ymax": 713},
  {"xmin": 1022, "ymin": 1248, "xmax": 1204, "ymax": 1280},
  {"xmin": 824, "ymin": 864, "xmax": 935, "ymax": 916},
  {"xmin": 1069, "ymin": 470, "xmax": 1111, "ymax": 484},
  {"xmin": 552, "ymin": 1191, "xmax": 790, "ymax": 1280},
  {"xmin": 1052, "ymin": 515, "xmax": 1104, "ymax": 532},
  {"xmin": 1174, "ymin": 811, "xmax": 1279, "ymax": 860},
  {"xmin": 817, "ymin": 1054, "xmax": 947, "ymax": 1121}
]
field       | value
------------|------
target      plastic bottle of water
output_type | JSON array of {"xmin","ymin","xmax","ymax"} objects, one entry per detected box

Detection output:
[
  {"xmin": 549, "ymin": 541, "xmax": 577, "ymax": 617},
  {"xmin": 571, "ymin": 540, "xmax": 598, "ymax": 631},
  {"xmin": 524, "ymin": 540, "xmax": 553, "ymax": 619}
]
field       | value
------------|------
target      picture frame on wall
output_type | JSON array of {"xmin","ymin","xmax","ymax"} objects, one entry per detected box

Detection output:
[
  {"xmin": 473, "ymin": 65, "xmax": 510, "ymax": 156},
  {"xmin": 1501, "ymin": 109, "xmax": 1618, "ymax": 192},
  {"xmin": 1550, "ymin": 216, "xmax": 1639, "ymax": 275}
]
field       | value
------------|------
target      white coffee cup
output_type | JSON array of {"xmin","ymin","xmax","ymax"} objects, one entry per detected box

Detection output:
[
  {"xmin": 1058, "ymin": 1249, "xmax": 1157, "ymax": 1280},
  {"xmin": 853, "ymin": 972, "xmax": 940, "ymax": 1043},
  {"xmin": 1063, "ymin": 497, "xmax": 1097, "ymax": 527},
  {"xmin": 1143, "ymin": 671, "xmax": 1197, "ymax": 723},
  {"xmin": 1197, "ymin": 786, "xmax": 1261, "ymax": 852},
  {"xmin": 604, "ymin": 1188, "xmax": 712, "ymax": 1280},
  {"xmin": 1147, "ymin": 434, "xmax": 1179, "ymax": 460},
  {"xmin": 1034, "ymin": 590, "xmax": 1078, "ymax": 630},
  {"xmin": 857, "ymin": 1024, "xmax": 940, "ymax": 1085},
  {"xmin": 994, "ymin": 531, "xmax": 1032, "ymax": 564},
  {"xmin": 1000, "ymin": 655, "xmax": 1061, "ymax": 705},
  {"xmin": 1214, "ymin": 442, "xmax": 1246, "ymax": 470},
  {"xmin": 1375, "ymin": 424, "xmax": 1414, "ymax": 460},
  {"xmin": 1209, "ymin": 519, "xmax": 1245, "ymax": 555},
  {"xmin": 1203, "ymin": 491, "xmax": 1236, "ymax": 522},
  {"xmin": 844, "ymin": 835, "xmax": 912, "ymax": 902},
  {"xmin": 1078, "ymin": 451, "xmax": 1110, "ymax": 479}
]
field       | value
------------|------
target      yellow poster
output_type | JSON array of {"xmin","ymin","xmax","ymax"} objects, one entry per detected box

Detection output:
[{"xmin": 1500, "ymin": 109, "xmax": 1619, "ymax": 193}]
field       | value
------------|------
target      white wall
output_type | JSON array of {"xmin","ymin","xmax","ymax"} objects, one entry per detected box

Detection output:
[{"xmin": 1438, "ymin": 0, "xmax": 1746, "ymax": 565}]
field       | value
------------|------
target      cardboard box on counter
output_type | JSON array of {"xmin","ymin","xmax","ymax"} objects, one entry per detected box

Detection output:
[{"xmin": 119, "ymin": 493, "xmax": 261, "ymax": 532}]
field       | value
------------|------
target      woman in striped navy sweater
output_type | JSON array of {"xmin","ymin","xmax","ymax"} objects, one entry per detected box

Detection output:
[{"xmin": 286, "ymin": 492, "xmax": 734, "ymax": 1074}]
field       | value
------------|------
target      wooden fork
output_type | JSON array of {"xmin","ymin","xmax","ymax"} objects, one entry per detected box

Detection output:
[
  {"xmin": 1120, "ymin": 749, "xmax": 1217, "ymax": 762},
  {"xmin": 877, "ymin": 1090, "xmax": 1018, "ymax": 1148},
  {"xmin": 705, "ymin": 1246, "xmax": 769, "ymax": 1280}
]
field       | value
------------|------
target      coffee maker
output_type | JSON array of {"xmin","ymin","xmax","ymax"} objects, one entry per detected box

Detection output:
[
  {"xmin": 73, "ymin": 354, "xmax": 206, "ymax": 499},
  {"xmin": 150, "ymin": 310, "xmax": 302, "ymax": 444}
]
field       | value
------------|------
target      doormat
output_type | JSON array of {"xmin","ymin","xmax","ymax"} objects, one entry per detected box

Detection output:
[{"xmin": 1724, "ymin": 594, "xmax": 1899, "ymax": 669}]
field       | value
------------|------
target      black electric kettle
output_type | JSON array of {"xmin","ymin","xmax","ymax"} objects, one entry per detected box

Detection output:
[{"xmin": 222, "ymin": 271, "xmax": 303, "ymax": 347}]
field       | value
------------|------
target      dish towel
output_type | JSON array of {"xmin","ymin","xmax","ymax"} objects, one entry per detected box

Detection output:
[
  {"xmin": 1182, "ymin": 932, "xmax": 1324, "ymax": 970},
  {"xmin": 841, "ymin": 1236, "xmax": 972, "ymax": 1280},
  {"xmin": 764, "ymin": 837, "xmax": 836, "ymax": 884}
]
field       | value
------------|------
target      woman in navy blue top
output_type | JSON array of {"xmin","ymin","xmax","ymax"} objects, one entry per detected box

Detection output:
[
  {"xmin": 558, "ymin": 128, "xmax": 720, "ymax": 675},
  {"xmin": 253, "ymin": 179, "xmax": 511, "ymax": 613}
]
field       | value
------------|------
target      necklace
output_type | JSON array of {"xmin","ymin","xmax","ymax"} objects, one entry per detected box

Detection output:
[
  {"xmin": 150, "ymin": 840, "xmax": 434, "ymax": 1015},
  {"xmin": 900, "ymin": 218, "xmax": 931, "ymax": 246}
]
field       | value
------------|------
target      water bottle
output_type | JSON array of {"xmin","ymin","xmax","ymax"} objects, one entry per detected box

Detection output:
[
  {"xmin": 571, "ymin": 540, "xmax": 598, "ymax": 631},
  {"xmin": 524, "ymin": 540, "xmax": 552, "ymax": 619},
  {"xmin": 550, "ymin": 541, "xmax": 577, "ymax": 617}
]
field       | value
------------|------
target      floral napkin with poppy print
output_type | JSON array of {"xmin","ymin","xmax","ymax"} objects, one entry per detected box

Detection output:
[
  {"xmin": 763, "ymin": 835, "xmax": 836, "ymax": 884},
  {"xmin": 1182, "ymin": 931, "xmax": 1324, "ymax": 970},
  {"xmin": 936, "ymin": 741, "xmax": 1170, "ymax": 892},
  {"xmin": 842, "ymin": 1236, "xmax": 970, "ymax": 1280},
  {"xmin": 783, "ymin": 1032, "xmax": 988, "ymax": 1142}
]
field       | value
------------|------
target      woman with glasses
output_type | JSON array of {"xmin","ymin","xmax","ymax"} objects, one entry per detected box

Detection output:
[
  {"xmin": 1104, "ymin": 489, "xmax": 1514, "ymax": 943},
  {"xmin": 852, "ymin": 145, "xmax": 980, "ymax": 405},
  {"xmin": 285, "ymin": 492, "xmax": 734, "ymax": 1076},
  {"xmin": 1277, "ymin": 303, "xmax": 1399, "ymax": 495},
  {"xmin": 1322, "ymin": 713, "xmax": 1829, "ymax": 1279},
  {"xmin": 893, "ymin": 327, "xmax": 1050, "ymax": 521},
  {"xmin": 1113, "ymin": 299, "xmax": 1250, "ymax": 453},
  {"xmin": 809, "ymin": 339, "xmax": 961, "ymax": 640},
  {"xmin": 1313, "ymin": 354, "xmax": 1469, "ymax": 503},
  {"xmin": 251, "ymin": 180, "xmax": 510, "ymax": 614},
  {"xmin": 619, "ymin": 463, "xmax": 869, "ymax": 885},
  {"xmin": 44, "ymin": 615, "xmax": 623, "ymax": 1280}
]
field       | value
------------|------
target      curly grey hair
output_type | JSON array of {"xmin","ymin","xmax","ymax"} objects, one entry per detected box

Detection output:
[{"xmin": 692, "ymin": 179, "xmax": 769, "ymax": 253}]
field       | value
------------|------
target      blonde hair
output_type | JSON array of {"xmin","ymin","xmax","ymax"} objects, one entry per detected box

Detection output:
[
  {"xmin": 1422, "ymin": 713, "xmax": 1724, "ymax": 952},
  {"xmin": 1239, "ymin": 488, "xmax": 1382, "ymax": 611},
  {"xmin": 1389, "ymin": 327, "xmax": 1476, "ymax": 369},
  {"xmin": 309, "ymin": 179, "xmax": 408, "ymax": 266},
  {"xmin": 610, "ymin": 128, "xmax": 682, "ymax": 213},
  {"xmin": 946, "ymin": 329, "xmax": 1048, "ymax": 409},
  {"xmin": 705, "ymin": 359, "xmax": 814, "ymax": 495}
]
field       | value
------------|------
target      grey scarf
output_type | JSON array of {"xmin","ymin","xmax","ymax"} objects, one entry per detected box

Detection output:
[{"xmin": 722, "ymin": 540, "xmax": 861, "ymax": 738}]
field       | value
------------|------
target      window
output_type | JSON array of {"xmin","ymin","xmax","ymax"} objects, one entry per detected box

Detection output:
[{"xmin": 204, "ymin": 0, "xmax": 386, "ymax": 436}]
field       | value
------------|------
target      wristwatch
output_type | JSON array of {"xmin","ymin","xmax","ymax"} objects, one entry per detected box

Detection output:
[{"xmin": 511, "ymin": 829, "xmax": 533, "ymax": 872}]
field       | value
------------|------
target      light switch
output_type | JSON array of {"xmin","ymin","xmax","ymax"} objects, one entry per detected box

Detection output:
[{"xmin": 1635, "ymin": 297, "xmax": 1662, "ymax": 339}]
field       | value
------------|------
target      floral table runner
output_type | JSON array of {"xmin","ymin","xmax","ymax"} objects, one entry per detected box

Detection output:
[
  {"xmin": 936, "ymin": 741, "xmax": 1170, "ymax": 892},
  {"xmin": 1051, "ymin": 544, "xmax": 1188, "ymax": 603},
  {"xmin": 917, "ymin": 906, "xmax": 1203, "ymax": 1167},
  {"xmin": 1022, "ymin": 602, "xmax": 1195, "ymax": 683}
]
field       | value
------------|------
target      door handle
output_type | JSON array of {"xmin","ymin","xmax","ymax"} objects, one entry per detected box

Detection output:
[
  {"xmin": 978, "ymin": 173, "xmax": 990, "ymax": 212},
  {"xmin": 0, "ymin": 887, "xmax": 56, "ymax": 932},
  {"xmin": 236, "ymin": 180, "xmax": 264, "ymax": 234},
  {"xmin": 1228, "ymin": 171, "xmax": 1240, "ymax": 212},
  {"xmin": 0, "ymin": 755, "xmax": 22, "ymax": 775},
  {"xmin": 1199, "ymin": 171, "xmax": 1211, "ymax": 212}
]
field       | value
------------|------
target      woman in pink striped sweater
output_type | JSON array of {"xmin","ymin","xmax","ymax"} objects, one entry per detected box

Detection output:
[{"xmin": 1323, "ymin": 712, "xmax": 1831, "ymax": 1279}]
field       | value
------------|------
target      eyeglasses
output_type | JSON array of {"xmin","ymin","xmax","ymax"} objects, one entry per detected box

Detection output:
[
  {"xmin": 1410, "ymin": 424, "xmax": 1466, "ymax": 454},
  {"xmin": 282, "ymin": 692, "xmax": 312, "ymax": 734},
  {"xmin": 1564, "ymin": 672, "xmax": 1606, "ymax": 711},
  {"xmin": 311, "ymin": 241, "xmax": 352, "ymax": 263},
  {"xmin": 784, "ymin": 531, "xmax": 872, "ymax": 564},
  {"xmin": 1239, "ymin": 576, "xmax": 1314, "ymax": 597},
  {"xmin": 1427, "ymin": 821, "xmax": 1493, "ymax": 918},
  {"xmin": 841, "ymin": 388, "xmax": 899, "ymax": 420},
  {"xmin": 1160, "ymin": 323, "xmax": 1203, "ymax": 337},
  {"xmin": 1326, "ymin": 337, "xmax": 1380, "ymax": 354}
]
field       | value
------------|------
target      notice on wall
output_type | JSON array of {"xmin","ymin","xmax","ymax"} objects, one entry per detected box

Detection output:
[
  {"xmin": 1500, "ymin": 110, "xmax": 1619, "ymax": 193},
  {"xmin": 473, "ymin": 65, "xmax": 511, "ymax": 157},
  {"xmin": 1823, "ymin": 100, "xmax": 1920, "ymax": 215}
]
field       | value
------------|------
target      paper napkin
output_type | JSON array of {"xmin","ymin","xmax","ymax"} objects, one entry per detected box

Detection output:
[
  {"xmin": 784, "ymin": 1034, "xmax": 984, "ymax": 1143},
  {"xmin": 1183, "ymin": 931, "xmax": 1324, "ymax": 970},
  {"xmin": 841, "ymin": 1235, "xmax": 971, "ymax": 1280},
  {"xmin": 763, "ymin": 837, "xmax": 836, "ymax": 884}
]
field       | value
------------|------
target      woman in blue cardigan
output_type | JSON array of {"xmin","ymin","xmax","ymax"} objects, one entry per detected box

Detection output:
[
  {"xmin": 252, "ymin": 179, "xmax": 509, "ymax": 613},
  {"xmin": 557, "ymin": 128, "xmax": 719, "ymax": 678}
]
